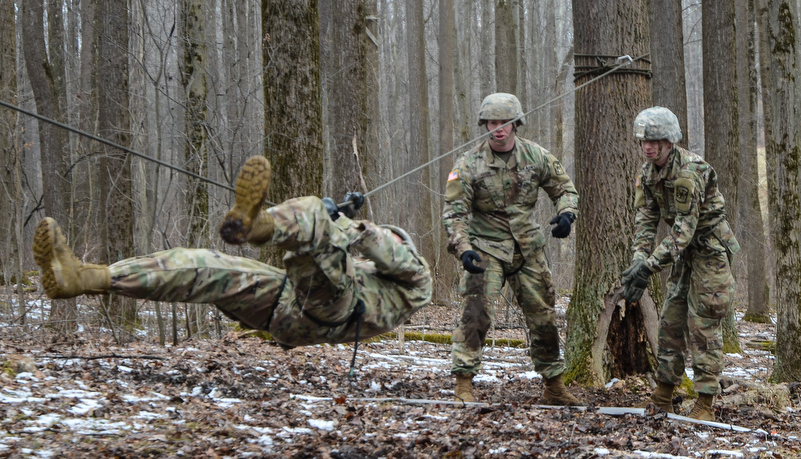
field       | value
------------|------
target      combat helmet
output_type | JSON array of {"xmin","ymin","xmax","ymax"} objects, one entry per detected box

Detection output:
[
  {"xmin": 477, "ymin": 93, "xmax": 526, "ymax": 127},
  {"xmin": 633, "ymin": 106, "xmax": 682, "ymax": 144}
]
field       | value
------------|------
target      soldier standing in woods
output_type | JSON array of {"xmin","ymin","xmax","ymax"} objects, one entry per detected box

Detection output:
[
  {"xmin": 33, "ymin": 156, "xmax": 432, "ymax": 350},
  {"xmin": 622, "ymin": 107, "xmax": 739, "ymax": 421},
  {"xmin": 442, "ymin": 92, "xmax": 582, "ymax": 405}
]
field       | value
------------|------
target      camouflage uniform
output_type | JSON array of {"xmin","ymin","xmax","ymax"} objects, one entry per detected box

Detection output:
[
  {"xmin": 443, "ymin": 138, "xmax": 579, "ymax": 378},
  {"xmin": 633, "ymin": 146, "xmax": 739, "ymax": 395},
  {"xmin": 110, "ymin": 196, "xmax": 432, "ymax": 348}
]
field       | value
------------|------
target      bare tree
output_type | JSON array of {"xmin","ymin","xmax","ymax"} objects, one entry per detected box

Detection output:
[
  {"xmin": 565, "ymin": 0, "xmax": 655, "ymax": 386},
  {"xmin": 319, "ymin": 0, "xmax": 379, "ymax": 201},
  {"xmin": 737, "ymin": 0, "xmax": 770, "ymax": 323},
  {"xmin": 262, "ymin": 1, "xmax": 324, "ymax": 207},
  {"xmin": 702, "ymin": 0, "xmax": 742, "ymax": 354},
  {"xmin": 22, "ymin": 0, "xmax": 78, "ymax": 334},
  {"xmin": 758, "ymin": 0, "xmax": 801, "ymax": 383},
  {"xmin": 97, "ymin": 0, "xmax": 136, "ymax": 333},
  {"xmin": 494, "ymin": 0, "xmax": 518, "ymax": 94},
  {"xmin": 404, "ymin": 0, "xmax": 434, "ymax": 266}
]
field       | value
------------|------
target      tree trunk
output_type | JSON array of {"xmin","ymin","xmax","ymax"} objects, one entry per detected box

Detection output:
[
  {"xmin": 494, "ymin": 0, "xmax": 517, "ymax": 94},
  {"xmin": 97, "ymin": 0, "xmax": 136, "ymax": 335},
  {"xmin": 180, "ymin": 0, "xmax": 211, "ymax": 336},
  {"xmin": 320, "ymin": 0, "xmax": 379, "ymax": 203},
  {"xmin": 702, "ymin": 0, "xmax": 742, "ymax": 354},
  {"xmin": 437, "ymin": 0, "xmax": 458, "ymax": 305},
  {"xmin": 758, "ymin": 0, "xmax": 801, "ymax": 383},
  {"xmin": 737, "ymin": 0, "xmax": 770, "ymax": 323},
  {"xmin": 262, "ymin": 0, "xmax": 324, "ymax": 263},
  {"xmin": 566, "ymin": 0, "xmax": 656, "ymax": 387},
  {"xmin": 22, "ymin": 0, "xmax": 78, "ymax": 335},
  {"xmin": 405, "ymin": 0, "xmax": 435, "ymax": 270}
]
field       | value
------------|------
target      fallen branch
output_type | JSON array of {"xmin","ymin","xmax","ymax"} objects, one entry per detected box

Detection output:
[
  {"xmin": 47, "ymin": 354, "xmax": 166, "ymax": 361},
  {"xmin": 289, "ymin": 394, "xmax": 752, "ymax": 432}
]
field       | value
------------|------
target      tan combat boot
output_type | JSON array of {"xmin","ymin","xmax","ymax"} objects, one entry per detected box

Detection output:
[
  {"xmin": 33, "ymin": 218, "xmax": 110, "ymax": 299},
  {"xmin": 454, "ymin": 374, "xmax": 476, "ymax": 403},
  {"xmin": 220, "ymin": 156, "xmax": 274, "ymax": 245},
  {"xmin": 688, "ymin": 393, "xmax": 716, "ymax": 421},
  {"xmin": 540, "ymin": 374, "xmax": 584, "ymax": 406},
  {"xmin": 635, "ymin": 381, "xmax": 675, "ymax": 413}
]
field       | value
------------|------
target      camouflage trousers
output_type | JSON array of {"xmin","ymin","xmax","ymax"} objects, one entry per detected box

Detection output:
[
  {"xmin": 451, "ymin": 246, "xmax": 563, "ymax": 379},
  {"xmin": 110, "ymin": 196, "xmax": 431, "ymax": 348},
  {"xmin": 656, "ymin": 243, "xmax": 735, "ymax": 395}
]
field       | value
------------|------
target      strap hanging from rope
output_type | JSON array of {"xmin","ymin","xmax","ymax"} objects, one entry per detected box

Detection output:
[{"xmin": 302, "ymin": 298, "xmax": 366, "ymax": 377}]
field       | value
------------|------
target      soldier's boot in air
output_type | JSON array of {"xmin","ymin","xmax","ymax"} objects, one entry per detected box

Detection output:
[
  {"xmin": 33, "ymin": 217, "xmax": 110, "ymax": 299},
  {"xmin": 688, "ymin": 393, "xmax": 716, "ymax": 421},
  {"xmin": 540, "ymin": 374, "xmax": 584, "ymax": 406},
  {"xmin": 635, "ymin": 381, "xmax": 675, "ymax": 413},
  {"xmin": 220, "ymin": 156, "xmax": 274, "ymax": 245},
  {"xmin": 454, "ymin": 374, "xmax": 476, "ymax": 403}
]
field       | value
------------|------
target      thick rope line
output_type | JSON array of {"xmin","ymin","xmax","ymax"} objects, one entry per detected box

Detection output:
[
  {"xmin": 364, "ymin": 53, "xmax": 648, "ymax": 198},
  {"xmin": 0, "ymin": 99, "xmax": 235, "ymax": 192}
]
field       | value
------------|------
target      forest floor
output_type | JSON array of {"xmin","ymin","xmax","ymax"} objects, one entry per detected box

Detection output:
[{"xmin": 0, "ymin": 295, "xmax": 798, "ymax": 458}]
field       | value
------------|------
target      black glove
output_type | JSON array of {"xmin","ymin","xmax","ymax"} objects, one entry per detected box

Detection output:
[
  {"xmin": 321, "ymin": 197, "xmax": 340, "ymax": 221},
  {"xmin": 621, "ymin": 260, "xmax": 652, "ymax": 304},
  {"xmin": 341, "ymin": 191, "xmax": 365, "ymax": 219},
  {"xmin": 549, "ymin": 212, "xmax": 575, "ymax": 238},
  {"xmin": 460, "ymin": 250, "xmax": 485, "ymax": 274}
]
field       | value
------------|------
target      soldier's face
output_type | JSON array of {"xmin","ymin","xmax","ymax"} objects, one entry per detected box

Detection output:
[
  {"xmin": 486, "ymin": 119, "xmax": 516, "ymax": 150},
  {"xmin": 640, "ymin": 139, "xmax": 672, "ymax": 166}
]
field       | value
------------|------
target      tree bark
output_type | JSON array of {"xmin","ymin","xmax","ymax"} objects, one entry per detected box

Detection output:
[
  {"xmin": 566, "ymin": 0, "xmax": 656, "ymax": 387},
  {"xmin": 405, "ymin": 0, "xmax": 435, "ymax": 270},
  {"xmin": 737, "ymin": 0, "xmax": 770, "ymax": 324},
  {"xmin": 22, "ymin": 0, "xmax": 78, "ymax": 335},
  {"xmin": 702, "ymin": 0, "xmax": 742, "ymax": 354},
  {"xmin": 261, "ymin": 0, "xmax": 324, "ymax": 264},
  {"xmin": 494, "ymin": 0, "xmax": 518, "ymax": 94},
  {"xmin": 758, "ymin": 0, "xmax": 801, "ymax": 383}
]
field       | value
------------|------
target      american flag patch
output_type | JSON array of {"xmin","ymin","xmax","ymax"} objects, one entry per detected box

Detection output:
[{"xmin": 447, "ymin": 170, "xmax": 459, "ymax": 181}]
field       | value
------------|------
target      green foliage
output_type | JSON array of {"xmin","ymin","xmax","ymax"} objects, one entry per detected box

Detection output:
[{"xmin": 678, "ymin": 374, "xmax": 697, "ymax": 399}]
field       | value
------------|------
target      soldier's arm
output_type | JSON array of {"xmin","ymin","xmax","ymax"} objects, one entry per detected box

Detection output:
[
  {"xmin": 631, "ymin": 175, "xmax": 659, "ymax": 262},
  {"xmin": 442, "ymin": 160, "xmax": 474, "ymax": 257},
  {"xmin": 645, "ymin": 170, "xmax": 703, "ymax": 271},
  {"xmin": 539, "ymin": 151, "xmax": 579, "ymax": 217}
]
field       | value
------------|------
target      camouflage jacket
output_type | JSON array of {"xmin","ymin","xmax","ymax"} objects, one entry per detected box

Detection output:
[
  {"xmin": 443, "ymin": 138, "xmax": 579, "ymax": 262},
  {"xmin": 633, "ymin": 146, "xmax": 740, "ymax": 272}
]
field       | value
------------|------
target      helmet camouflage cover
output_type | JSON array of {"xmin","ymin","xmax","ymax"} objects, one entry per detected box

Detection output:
[
  {"xmin": 477, "ymin": 93, "xmax": 526, "ymax": 126},
  {"xmin": 633, "ymin": 106, "xmax": 682, "ymax": 143}
]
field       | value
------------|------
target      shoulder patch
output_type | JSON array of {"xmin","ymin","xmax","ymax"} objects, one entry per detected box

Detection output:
[
  {"xmin": 551, "ymin": 160, "xmax": 565, "ymax": 176},
  {"xmin": 447, "ymin": 169, "xmax": 459, "ymax": 182},
  {"xmin": 674, "ymin": 177, "xmax": 694, "ymax": 213}
]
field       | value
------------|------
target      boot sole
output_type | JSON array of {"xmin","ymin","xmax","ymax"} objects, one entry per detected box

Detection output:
[
  {"xmin": 220, "ymin": 156, "xmax": 271, "ymax": 244},
  {"xmin": 33, "ymin": 218, "xmax": 65, "ymax": 299}
]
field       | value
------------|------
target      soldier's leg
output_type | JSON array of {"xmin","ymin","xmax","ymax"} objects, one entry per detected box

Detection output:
[
  {"xmin": 511, "ymin": 249, "xmax": 582, "ymax": 405},
  {"xmin": 687, "ymin": 247, "xmax": 734, "ymax": 395},
  {"xmin": 656, "ymin": 260, "xmax": 692, "ymax": 387},
  {"xmin": 110, "ymin": 248, "xmax": 286, "ymax": 330},
  {"xmin": 510, "ymin": 250, "xmax": 563, "ymax": 378},
  {"xmin": 451, "ymin": 249, "xmax": 502, "ymax": 376}
]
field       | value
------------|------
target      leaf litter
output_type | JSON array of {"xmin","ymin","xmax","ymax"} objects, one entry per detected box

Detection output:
[{"xmin": 0, "ymin": 300, "xmax": 798, "ymax": 458}]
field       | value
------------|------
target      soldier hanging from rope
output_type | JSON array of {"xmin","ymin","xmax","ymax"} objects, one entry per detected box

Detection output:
[{"xmin": 33, "ymin": 156, "xmax": 432, "ymax": 363}]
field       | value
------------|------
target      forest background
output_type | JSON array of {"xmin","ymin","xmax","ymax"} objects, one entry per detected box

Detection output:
[{"xmin": 0, "ymin": 0, "xmax": 800, "ymax": 388}]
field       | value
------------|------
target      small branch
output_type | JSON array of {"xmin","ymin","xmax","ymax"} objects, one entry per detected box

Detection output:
[{"xmin": 47, "ymin": 353, "xmax": 166, "ymax": 361}]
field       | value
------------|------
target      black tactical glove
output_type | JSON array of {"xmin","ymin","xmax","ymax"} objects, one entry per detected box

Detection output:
[
  {"xmin": 621, "ymin": 260, "xmax": 652, "ymax": 304},
  {"xmin": 460, "ymin": 250, "xmax": 486, "ymax": 274},
  {"xmin": 549, "ymin": 212, "xmax": 575, "ymax": 238},
  {"xmin": 321, "ymin": 197, "xmax": 340, "ymax": 221},
  {"xmin": 341, "ymin": 191, "xmax": 365, "ymax": 219}
]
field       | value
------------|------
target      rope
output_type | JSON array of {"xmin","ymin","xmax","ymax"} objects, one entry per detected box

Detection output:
[
  {"xmin": 0, "ymin": 53, "xmax": 647, "ymax": 202},
  {"xmin": 0, "ymin": 99, "xmax": 235, "ymax": 193},
  {"xmin": 364, "ymin": 53, "xmax": 649, "ymax": 198}
]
